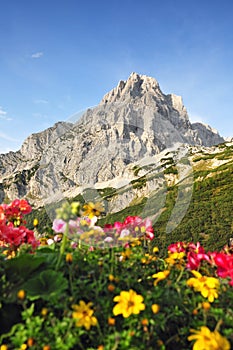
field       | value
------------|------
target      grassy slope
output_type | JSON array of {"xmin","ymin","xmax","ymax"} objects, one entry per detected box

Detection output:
[{"xmin": 26, "ymin": 143, "xmax": 233, "ymax": 255}]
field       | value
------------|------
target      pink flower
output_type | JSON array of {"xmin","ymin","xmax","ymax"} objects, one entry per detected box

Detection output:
[{"xmin": 52, "ymin": 219, "xmax": 66, "ymax": 233}]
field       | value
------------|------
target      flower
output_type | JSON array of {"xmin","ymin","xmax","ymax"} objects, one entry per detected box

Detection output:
[
  {"xmin": 113, "ymin": 289, "xmax": 145, "ymax": 318},
  {"xmin": 41, "ymin": 308, "xmax": 48, "ymax": 316},
  {"xmin": 33, "ymin": 218, "xmax": 39, "ymax": 227},
  {"xmin": 188, "ymin": 326, "xmax": 230, "ymax": 350},
  {"xmin": 72, "ymin": 301, "xmax": 97, "ymax": 330},
  {"xmin": 82, "ymin": 202, "xmax": 104, "ymax": 218},
  {"xmin": 66, "ymin": 253, "xmax": 73, "ymax": 263},
  {"xmin": 27, "ymin": 338, "xmax": 34, "ymax": 347},
  {"xmin": 103, "ymin": 216, "xmax": 154, "ymax": 246},
  {"xmin": 212, "ymin": 252, "xmax": 233, "ymax": 286},
  {"xmin": 202, "ymin": 302, "xmax": 211, "ymax": 311},
  {"xmin": 168, "ymin": 241, "xmax": 186, "ymax": 253},
  {"xmin": 151, "ymin": 304, "xmax": 160, "ymax": 314},
  {"xmin": 141, "ymin": 318, "xmax": 149, "ymax": 326},
  {"xmin": 52, "ymin": 219, "xmax": 66, "ymax": 233},
  {"xmin": 187, "ymin": 270, "xmax": 219, "ymax": 302},
  {"xmin": 108, "ymin": 284, "xmax": 115, "ymax": 292},
  {"xmin": 0, "ymin": 345, "xmax": 8, "ymax": 350},
  {"xmin": 17, "ymin": 289, "xmax": 26, "ymax": 300},
  {"xmin": 152, "ymin": 270, "xmax": 170, "ymax": 286},
  {"xmin": 108, "ymin": 317, "xmax": 115, "ymax": 326},
  {"xmin": 165, "ymin": 251, "xmax": 185, "ymax": 265}
]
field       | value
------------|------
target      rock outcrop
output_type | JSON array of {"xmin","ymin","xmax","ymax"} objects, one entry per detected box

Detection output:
[{"xmin": 0, "ymin": 72, "xmax": 225, "ymax": 207}]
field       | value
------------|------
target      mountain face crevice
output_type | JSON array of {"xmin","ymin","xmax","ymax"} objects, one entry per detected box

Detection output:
[{"xmin": 0, "ymin": 73, "xmax": 225, "ymax": 206}]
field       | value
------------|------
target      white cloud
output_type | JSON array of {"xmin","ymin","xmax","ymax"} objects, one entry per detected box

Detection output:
[
  {"xmin": 0, "ymin": 132, "xmax": 19, "ymax": 142},
  {"xmin": 31, "ymin": 51, "xmax": 43, "ymax": 59},
  {"xmin": 0, "ymin": 107, "xmax": 7, "ymax": 116},
  {"xmin": 34, "ymin": 99, "xmax": 49, "ymax": 104},
  {"xmin": 189, "ymin": 113, "xmax": 206, "ymax": 124},
  {"xmin": 0, "ymin": 107, "xmax": 12, "ymax": 121}
]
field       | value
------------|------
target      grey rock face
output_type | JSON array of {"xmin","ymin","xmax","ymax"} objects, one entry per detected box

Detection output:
[{"xmin": 0, "ymin": 73, "xmax": 225, "ymax": 206}]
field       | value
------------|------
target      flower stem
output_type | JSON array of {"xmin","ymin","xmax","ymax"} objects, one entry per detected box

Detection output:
[{"xmin": 56, "ymin": 223, "xmax": 68, "ymax": 270}]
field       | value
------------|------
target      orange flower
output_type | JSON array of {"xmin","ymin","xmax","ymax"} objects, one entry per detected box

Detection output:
[
  {"xmin": 108, "ymin": 317, "xmax": 116, "ymax": 326},
  {"xmin": 27, "ymin": 338, "xmax": 34, "ymax": 347},
  {"xmin": 107, "ymin": 284, "xmax": 115, "ymax": 292},
  {"xmin": 17, "ymin": 289, "xmax": 26, "ymax": 300},
  {"xmin": 141, "ymin": 318, "xmax": 149, "ymax": 326},
  {"xmin": 202, "ymin": 302, "xmax": 211, "ymax": 311}
]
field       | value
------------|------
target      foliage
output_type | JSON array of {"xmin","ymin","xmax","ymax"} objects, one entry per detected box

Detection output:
[{"xmin": 0, "ymin": 200, "xmax": 233, "ymax": 349}]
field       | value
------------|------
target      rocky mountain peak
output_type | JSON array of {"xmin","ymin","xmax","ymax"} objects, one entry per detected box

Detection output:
[
  {"xmin": 0, "ymin": 72, "xmax": 226, "ymax": 207},
  {"xmin": 100, "ymin": 72, "xmax": 161, "ymax": 104}
]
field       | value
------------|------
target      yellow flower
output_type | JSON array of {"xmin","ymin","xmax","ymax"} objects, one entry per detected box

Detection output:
[
  {"xmin": 82, "ymin": 202, "xmax": 104, "ymax": 218},
  {"xmin": 152, "ymin": 270, "xmax": 170, "ymax": 286},
  {"xmin": 0, "ymin": 345, "xmax": 8, "ymax": 350},
  {"xmin": 120, "ymin": 248, "xmax": 132, "ymax": 260},
  {"xmin": 113, "ymin": 289, "xmax": 145, "ymax": 318},
  {"xmin": 41, "ymin": 307, "xmax": 48, "ymax": 316},
  {"xmin": 165, "ymin": 252, "xmax": 185, "ymax": 265},
  {"xmin": 153, "ymin": 246, "xmax": 159, "ymax": 253},
  {"xmin": 151, "ymin": 304, "xmax": 160, "ymax": 314},
  {"xmin": 65, "ymin": 252, "xmax": 73, "ymax": 264},
  {"xmin": 20, "ymin": 345, "xmax": 27, "ymax": 350},
  {"xmin": 109, "ymin": 274, "xmax": 115, "ymax": 281},
  {"xmin": 33, "ymin": 218, "xmax": 39, "ymax": 227},
  {"xmin": 72, "ymin": 301, "xmax": 97, "ymax": 330},
  {"xmin": 188, "ymin": 326, "xmax": 230, "ymax": 350},
  {"xmin": 187, "ymin": 270, "xmax": 220, "ymax": 302}
]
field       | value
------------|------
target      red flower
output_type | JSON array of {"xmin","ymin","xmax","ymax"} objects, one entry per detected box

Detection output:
[
  {"xmin": 168, "ymin": 241, "xmax": 186, "ymax": 253},
  {"xmin": 186, "ymin": 242, "xmax": 210, "ymax": 270},
  {"xmin": 212, "ymin": 252, "xmax": 233, "ymax": 286}
]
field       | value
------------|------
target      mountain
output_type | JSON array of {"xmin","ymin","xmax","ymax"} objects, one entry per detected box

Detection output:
[
  {"xmin": 0, "ymin": 72, "xmax": 225, "ymax": 209},
  {"xmin": 25, "ymin": 140, "xmax": 233, "ymax": 254}
]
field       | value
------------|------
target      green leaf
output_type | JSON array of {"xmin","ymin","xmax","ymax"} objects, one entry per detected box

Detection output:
[
  {"xmin": 4, "ymin": 254, "xmax": 45, "ymax": 283},
  {"xmin": 22, "ymin": 269, "xmax": 68, "ymax": 301}
]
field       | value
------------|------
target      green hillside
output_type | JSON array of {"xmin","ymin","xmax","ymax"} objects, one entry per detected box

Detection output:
[{"xmin": 26, "ymin": 142, "xmax": 233, "ymax": 256}]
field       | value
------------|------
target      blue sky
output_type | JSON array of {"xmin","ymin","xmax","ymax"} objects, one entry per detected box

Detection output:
[{"xmin": 0, "ymin": 0, "xmax": 233, "ymax": 153}]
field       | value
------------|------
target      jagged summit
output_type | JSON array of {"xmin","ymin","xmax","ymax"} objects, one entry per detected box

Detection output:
[
  {"xmin": 0, "ymin": 72, "xmax": 225, "ymax": 206},
  {"xmin": 100, "ymin": 72, "xmax": 185, "ymax": 112},
  {"xmin": 101, "ymin": 72, "xmax": 163, "ymax": 104}
]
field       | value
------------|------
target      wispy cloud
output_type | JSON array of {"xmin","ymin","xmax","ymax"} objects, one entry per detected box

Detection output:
[
  {"xmin": 0, "ymin": 131, "xmax": 19, "ymax": 142},
  {"xmin": 0, "ymin": 106, "xmax": 12, "ymax": 121},
  {"xmin": 34, "ymin": 99, "xmax": 49, "ymax": 104},
  {"xmin": 189, "ymin": 113, "xmax": 206, "ymax": 124},
  {"xmin": 31, "ymin": 51, "xmax": 43, "ymax": 59}
]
